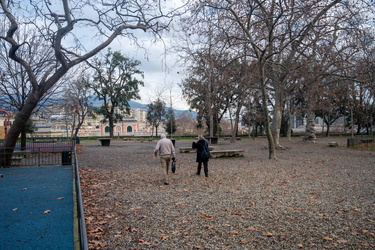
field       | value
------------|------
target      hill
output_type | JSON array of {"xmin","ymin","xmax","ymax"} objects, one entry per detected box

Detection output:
[{"xmin": 93, "ymin": 99, "xmax": 195, "ymax": 117}]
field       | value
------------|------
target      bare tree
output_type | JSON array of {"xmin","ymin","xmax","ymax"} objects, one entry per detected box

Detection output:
[
  {"xmin": 61, "ymin": 73, "xmax": 94, "ymax": 138},
  {"xmin": 0, "ymin": 27, "xmax": 66, "ymax": 150},
  {"xmin": 0, "ymin": 0, "xmax": 187, "ymax": 166},
  {"xmin": 179, "ymin": 0, "xmax": 374, "ymax": 159},
  {"xmin": 146, "ymin": 98, "xmax": 166, "ymax": 137}
]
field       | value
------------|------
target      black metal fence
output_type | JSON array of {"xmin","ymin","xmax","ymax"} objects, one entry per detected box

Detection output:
[
  {"xmin": 0, "ymin": 137, "xmax": 75, "ymax": 167},
  {"xmin": 0, "ymin": 137, "xmax": 88, "ymax": 249},
  {"xmin": 73, "ymin": 146, "xmax": 89, "ymax": 250}
]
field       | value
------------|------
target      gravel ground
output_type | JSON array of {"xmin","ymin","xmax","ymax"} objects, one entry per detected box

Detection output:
[{"xmin": 78, "ymin": 136, "xmax": 375, "ymax": 249}]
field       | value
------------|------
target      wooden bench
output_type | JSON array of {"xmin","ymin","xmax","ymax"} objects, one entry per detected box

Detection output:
[
  {"xmin": 347, "ymin": 137, "xmax": 374, "ymax": 147},
  {"xmin": 360, "ymin": 138, "xmax": 374, "ymax": 143},
  {"xmin": 210, "ymin": 149, "xmax": 244, "ymax": 158},
  {"xmin": 179, "ymin": 146, "xmax": 216, "ymax": 153}
]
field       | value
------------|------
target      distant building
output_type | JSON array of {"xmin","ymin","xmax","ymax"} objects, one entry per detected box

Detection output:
[
  {"xmin": 31, "ymin": 122, "xmax": 62, "ymax": 137},
  {"xmin": 1, "ymin": 105, "xmax": 168, "ymax": 138}
]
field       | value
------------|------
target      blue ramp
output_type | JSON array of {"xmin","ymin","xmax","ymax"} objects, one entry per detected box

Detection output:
[{"xmin": 0, "ymin": 166, "xmax": 74, "ymax": 250}]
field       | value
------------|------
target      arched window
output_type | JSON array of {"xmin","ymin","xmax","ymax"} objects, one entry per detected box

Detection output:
[
  {"xmin": 127, "ymin": 126, "xmax": 132, "ymax": 133},
  {"xmin": 105, "ymin": 126, "xmax": 110, "ymax": 133}
]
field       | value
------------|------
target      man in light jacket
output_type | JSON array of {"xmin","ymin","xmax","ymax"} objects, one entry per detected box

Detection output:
[{"xmin": 154, "ymin": 133, "xmax": 175, "ymax": 185}]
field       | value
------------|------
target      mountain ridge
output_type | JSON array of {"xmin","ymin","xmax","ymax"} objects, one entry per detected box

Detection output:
[{"xmin": 128, "ymin": 100, "xmax": 195, "ymax": 117}]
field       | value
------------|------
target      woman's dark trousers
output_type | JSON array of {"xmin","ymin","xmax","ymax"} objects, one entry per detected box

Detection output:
[{"xmin": 197, "ymin": 161, "xmax": 208, "ymax": 177}]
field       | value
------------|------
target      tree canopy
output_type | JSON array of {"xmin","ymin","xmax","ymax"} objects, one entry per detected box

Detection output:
[{"xmin": 90, "ymin": 49, "xmax": 144, "ymax": 138}]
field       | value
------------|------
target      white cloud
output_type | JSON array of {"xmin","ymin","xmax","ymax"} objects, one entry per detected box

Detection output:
[{"xmin": 110, "ymin": 32, "xmax": 188, "ymax": 110}]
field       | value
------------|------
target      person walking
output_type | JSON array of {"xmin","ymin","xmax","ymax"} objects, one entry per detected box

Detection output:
[
  {"xmin": 192, "ymin": 135, "xmax": 210, "ymax": 178},
  {"xmin": 154, "ymin": 133, "xmax": 176, "ymax": 185}
]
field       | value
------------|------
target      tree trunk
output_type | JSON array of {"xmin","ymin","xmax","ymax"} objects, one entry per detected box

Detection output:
[
  {"xmin": 303, "ymin": 104, "xmax": 317, "ymax": 143},
  {"xmin": 260, "ymin": 68, "xmax": 276, "ymax": 159},
  {"xmin": 271, "ymin": 88, "xmax": 282, "ymax": 148},
  {"xmin": 109, "ymin": 118, "xmax": 114, "ymax": 138},
  {"xmin": 0, "ymin": 93, "xmax": 40, "ymax": 167},
  {"xmin": 231, "ymin": 109, "xmax": 241, "ymax": 143},
  {"xmin": 233, "ymin": 99, "xmax": 243, "ymax": 141},
  {"xmin": 325, "ymin": 121, "xmax": 331, "ymax": 137},
  {"xmin": 229, "ymin": 108, "xmax": 236, "ymax": 143},
  {"xmin": 287, "ymin": 99, "xmax": 292, "ymax": 141},
  {"xmin": 21, "ymin": 129, "xmax": 27, "ymax": 151}
]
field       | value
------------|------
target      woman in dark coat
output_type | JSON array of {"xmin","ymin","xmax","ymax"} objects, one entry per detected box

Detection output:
[{"xmin": 192, "ymin": 135, "xmax": 210, "ymax": 178}]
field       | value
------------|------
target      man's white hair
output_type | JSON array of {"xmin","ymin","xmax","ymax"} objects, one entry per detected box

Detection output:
[{"xmin": 160, "ymin": 133, "xmax": 166, "ymax": 139}]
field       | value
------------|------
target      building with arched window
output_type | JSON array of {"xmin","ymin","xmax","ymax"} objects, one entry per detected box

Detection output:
[{"xmin": 99, "ymin": 118, "xmax": 153, "ymax": 136}]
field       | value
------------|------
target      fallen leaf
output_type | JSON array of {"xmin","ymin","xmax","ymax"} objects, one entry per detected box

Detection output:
[
  {"xmin": 138, "ymin": 239, "xmax": 152, "ymax": 245},
  {"xmin": 265, "ymin": 232, "xmax": 273, "ymax": 237},
  {"xmin": 281, "ymin": 235, "xmax": 288, "ymax": 240},
  {"xmin": 124, "ymin": 226, "xmax": 137, "ymax": 232},
  {"xmin": 337, "ymin": 239, "xmax": 348, "ymax": 244},
  {"xmin": 247, "ymin": 226, "xmax": 258, "ymax": 231},
  {"xmin": 175, "ymin": 202, "xmax": 187, "ymax": 206},
  {"xmin": 202, "ymin": 214, "xmax": 213, "ymax": 220},
  {"xmin": 90, "ymin": 240, "xmax": 106, "ymax": 248},
  {"xmin": 230, "ymin": 230, "xmax": 238, "ymax": 236}
]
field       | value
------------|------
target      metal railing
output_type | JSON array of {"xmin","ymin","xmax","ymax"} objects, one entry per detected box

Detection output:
[
  {"xmin": 0, "ymin": 137, "xmax": 88, "ymax": 249},
  {"xmin": 73, "ymin": 146, "xmax": 89, "ymax": 250},
  {"xmin": 0, "ymin": 137, "xmax": 75, "ymax": 167}
]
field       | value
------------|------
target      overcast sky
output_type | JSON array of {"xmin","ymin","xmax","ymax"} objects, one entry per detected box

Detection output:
[
  {"xmin": 107, "ymin": 22, "xmax": 188, "ymax": 111},
  {"xmin": 16, "ymin": 1, "xmax": 191, "ymax": 111}
]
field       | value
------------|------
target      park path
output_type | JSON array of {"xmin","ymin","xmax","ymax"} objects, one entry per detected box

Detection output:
[{"xmin": 78, "ymin": 136, "xmax": 375, "ymax": 249}]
